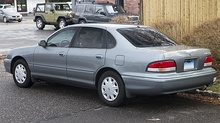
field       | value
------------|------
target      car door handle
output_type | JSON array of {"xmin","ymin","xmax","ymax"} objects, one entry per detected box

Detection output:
[
  {"xmin": 59, "ymin": 53, "xmax": 65, "ymax": 57},
  {"xmin": 96, "ymin": 55, "xmax": 103, "ymax": 59}
]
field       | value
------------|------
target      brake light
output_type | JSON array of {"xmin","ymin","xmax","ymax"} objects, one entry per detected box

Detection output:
[
  {"xmin": 204, "ymin": 56, "xmax": 212, "ymax": 67},
  {"xmin": 147, "ymin": 60, "xmax": 176, "ymax": 72}
]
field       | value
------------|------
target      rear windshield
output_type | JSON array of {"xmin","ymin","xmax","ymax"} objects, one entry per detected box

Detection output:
[
  {"xmin": 4, "ymin": 5, "xmax": 12, "ymax": 9},
  {"xmin": 117, "ymin": 27, "xmax": 177, "ymax": 47}
]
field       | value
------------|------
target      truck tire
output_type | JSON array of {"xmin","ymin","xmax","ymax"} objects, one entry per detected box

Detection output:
[
  {"xmin": 36, "ymin": 18, "xmax": 45, "ymax": 30},
  {"xmin": 58, "ymin": 18, "xmax": 67, "ymax": 29}
]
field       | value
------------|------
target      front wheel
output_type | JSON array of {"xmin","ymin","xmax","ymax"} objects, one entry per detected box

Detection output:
[
  {"xmin": 98, "ymin": 71, "xmax": 126, "ymax": 107},
  {"xmin": 12, "ymin": 59, "xmax": 34, "ymax": 88}
]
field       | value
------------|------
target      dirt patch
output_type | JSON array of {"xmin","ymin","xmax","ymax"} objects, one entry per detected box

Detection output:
[
  {"xmin": 178, "ymin": 93, "xmax": 220, "ymax": 105},
  {"xmin": 0, "ymin": 55, "xmax": 6, "ymax": 60}
]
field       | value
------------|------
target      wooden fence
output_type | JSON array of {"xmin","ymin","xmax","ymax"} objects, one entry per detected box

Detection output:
[{"xmin": 141, "ymin": 0, "xmax": 220, "ymax": 39}]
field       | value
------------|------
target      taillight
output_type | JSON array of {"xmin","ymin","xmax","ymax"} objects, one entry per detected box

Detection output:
[
  {"xmin": 147, "ymin": 60, "xmax": 176, "ymax": 72},
  {"xmin": 204, "ymin": 56, "xmax": 212, "ymax": 67}
]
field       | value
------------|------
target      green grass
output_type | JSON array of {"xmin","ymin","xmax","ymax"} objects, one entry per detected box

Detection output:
[{"xmin": 207, "ymin": 79, "xmax": 220, "ymax": 92}]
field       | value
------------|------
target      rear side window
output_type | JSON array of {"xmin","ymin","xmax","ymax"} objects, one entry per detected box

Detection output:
[
  {"xmin": 73, "ymin": 27, "xmax": 105, "ymax": 48},
  {"xmin": 45, "ymin": 4, "xmax": 52, "ymax": 11},
  {"xmin": 117, "ymin": 27, "xmax": 177, "ymax": 47},
  {"xmin": 106, "ymin": 31, "xmax": 116, "ymax": 48},
  {"xmin": 85, "ymin": 5, "xmax": 93, "ymax": 13},
  {"xmin": 4, "ymin": 5, "xmax": 12, "ymax": 9},
  {"xmin": 36, "ymin": 4, "xmax": 45, "ymax": 12},
  {"xmin": 76, "ymin": 5, "xmax": 84, "ymax": 12}
]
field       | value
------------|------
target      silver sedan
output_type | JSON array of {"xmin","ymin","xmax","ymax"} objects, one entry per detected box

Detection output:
[{"xmin": 4, "ymin": 23, "xmax": 216, "ymax": 106}]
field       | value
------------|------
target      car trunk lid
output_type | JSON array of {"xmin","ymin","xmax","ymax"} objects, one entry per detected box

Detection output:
[{"xmin": 158, "ymin": 45, "xmax": 211, "ymax": 72}]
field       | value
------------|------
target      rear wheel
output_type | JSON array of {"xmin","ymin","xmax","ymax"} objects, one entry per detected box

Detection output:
[
  {"xmin": 58, "ymin": 18, "xmax": 67, "ymax": 29},
  {"xmin": 12, "ymin": 59, "xmax": 34, "ymax": 88},
  {"xmin": 98, "ymin": 71, "xmax": 126, "ymax": 107},
  {"xmin": 79, "ymin": 20, "xmax": 86, "ymax": 24},
  {"xmin": 36, "ymin": 18, "xmax": 45, "ymax": 30}
]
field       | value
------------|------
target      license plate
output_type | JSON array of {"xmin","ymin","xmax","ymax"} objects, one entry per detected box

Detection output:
[
  {"xmin": 184, "ymin": 59, "xmax": 195, "ymax": 70},
  {"xmin": 16, "ymin": 18, "xmax": 19, "ymax": 20}
]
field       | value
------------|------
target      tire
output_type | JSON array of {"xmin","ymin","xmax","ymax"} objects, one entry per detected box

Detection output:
[
  {"xmin": 36, "ymin": 18, "xmax": 45, "ymax": 30},
  {"xmin": 79, "ymin": 20, "xmax": 86, "ymax": 24},
  {"xmin": 12, "ymin": 59, "xmax": 34, "ymax": 88},
  {"xmin": 98, "ymin": 71, "xmax": 126, "ymax": 107},
  {"xmin": 54, "ymin": 25, "xmax": 59, "ymax": 30},
  {"xmin": 58, "ymin": 18, "xmax": 66, "ymax": 29},
  {"xmin": 18, "ymin": 20, "xmax": 21, "ymax": 22},
  {"xmin": 3, "ymin": 17, "xmax": 8, "ymax": 23}
]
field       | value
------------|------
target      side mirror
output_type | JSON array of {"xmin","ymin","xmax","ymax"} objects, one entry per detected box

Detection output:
[
  {"xmin": 38, "ymin": 40, "xmax": 47, "ymax": 47},
  {"xmin": 50, "ymin": 9, "xmax": 54, "ymax": 13},
  {"xmin": 100, "ymin": 11, "xmax": 106, "ymax": 16}
]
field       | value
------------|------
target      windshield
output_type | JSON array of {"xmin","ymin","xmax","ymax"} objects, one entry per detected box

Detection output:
[
  {"xmin": 117, "ymin": 27, "xmax": 177, "ymax": 47},
  {"xmin": 54, "ymin": 4, "xmax": 71, "ymax": 11},
  {"xmin": 2, "ymin": 5, "xmax": 12, "ymax": 9},
  {"xmin": 106, "ymin": 5, "xmax": 125, "ymax": 14},
  {"xmin": 3, "ymin": 9, "xmax": 17, "ymax": 14}
]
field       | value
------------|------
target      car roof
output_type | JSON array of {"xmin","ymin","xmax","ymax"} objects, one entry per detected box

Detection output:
[
  {"xmin": 69, "ymin": 23, "xmax": 149, "ymax": 30},
  {"xmin": 37, "ymin": 2, "xmax": 68, "ymax": 5},
  {"xmin": 0, "ymin": 4, "xmax": 11, "ymax": 5},
  {"xmin": 76, "ymin": 2, "xmax": 115, "ymax": 5}
]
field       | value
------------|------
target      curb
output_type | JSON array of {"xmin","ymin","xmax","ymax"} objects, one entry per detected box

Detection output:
[
  {"xmin": 0, "ymin": 54, "xmax": 6, "ymax": 60},
  {"xmin": 187, "ymin": 89, "xmax": 220, "ymax": 99}
]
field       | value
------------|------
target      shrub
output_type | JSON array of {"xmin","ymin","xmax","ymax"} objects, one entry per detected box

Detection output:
[{"xmin": 109, "ymin": 15, "xmax": 130, "ymax": 24}]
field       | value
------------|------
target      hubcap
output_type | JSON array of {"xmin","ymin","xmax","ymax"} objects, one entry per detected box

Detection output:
[
  {"xmin": 3, "ymin": 17, "xmax": 7, "ymax": 22},
  {"xmin": 37, "ymin": 19, "xmax": 42, "ymax": 28},
  {"xmin": 101, "ymin": 77, "xmax": 119, "ymax": 101},
  {"xmin": 59, "ymin": 20, "xmax": 65, "ymax": 28},
  {"xmin": 15, "ymin": 64, "xmax": 27, "ymax": 84}
]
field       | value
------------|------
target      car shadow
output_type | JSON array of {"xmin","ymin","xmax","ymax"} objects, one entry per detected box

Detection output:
[{"xmin": 30, "ymin": 82, "xmax": 207, "ymax": 109}]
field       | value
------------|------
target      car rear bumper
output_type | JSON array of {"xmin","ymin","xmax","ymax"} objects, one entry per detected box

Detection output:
[{"xmin": 122, "ymin": 68, "xmax": 216, "ymax": 96}]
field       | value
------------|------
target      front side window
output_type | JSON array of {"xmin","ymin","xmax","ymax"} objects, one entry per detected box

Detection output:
[
  {"xmin": 73, "ymin": 27, "xmax": 105, "ymax": 48},
  {"xmin": 85, "ymin": 5, "xmax": 93, "ymax": 13},
  {"xmin": 117, "ymin": 27, "xmax": 177, "ymax": 47},
  {"xmin": 47, "ymin": 28, "xmax": 78, "ymax": 47},
  {"xmin": 106, "ymin": 5, "xmax": 125, "ymax": 14},
  {"xmin": 95, "ymin": 5, "xmax": 105, "ymax": 14},
  {"xmin": 45, "ymin": 4, "xmax": 52, "ymax": 11},
  {"xmin": 54, "ymin": 4, "xmax": 71, "ymax": 11}
]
